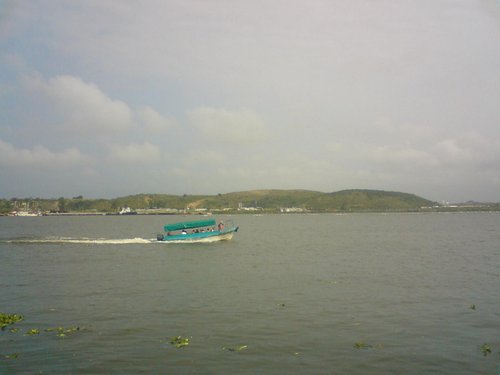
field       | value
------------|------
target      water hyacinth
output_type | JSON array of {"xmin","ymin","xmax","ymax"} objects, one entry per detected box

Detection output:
[
  {"xmin": 3, "ymin": 353, "xmax": 19, "ymax": 360},
  {"xmin": 354, "ymin": 342, "xmax": 373, "ymax": 349},
  {"xmin": 45, "ymin": 326, "xmax": 81, "ymax": 338},
  {"xmin": 480, "ymin": 344, "xmax": 492, "ymax": 357},
  {"xmin": 0, "ymin": 313, "xmax": 24, "ymax": 330},
  {"xmin": 222, "ymin": 345, "xmax": 248, "ymax": 352},
  {"xmin": 170, "ymin": 336, "xmax": 190, "ymax": 348}
]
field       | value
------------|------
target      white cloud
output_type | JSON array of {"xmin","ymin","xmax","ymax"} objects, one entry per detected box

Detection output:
[
  {"xmin": 335, "ymin": 118, "xmax": 500, "ymax": 172},
  {"xmin": 436, "ymin": 138, "xmax": 469, "ymax": 164},
  {"xmin": 137, "ymin": 106, "xmax": 177, "ymax": 133},
  {"xmin": 107, "ymin": 142, "xmax": 162, "ymax": 164},
  {"xmin": 26, "ymin": 74, "xmax": 133, "ymax": 135},
  {"xmin": 0, "ymin": 138, "xmax": 91, "ymax": 168},
  {"xmin": 435, "ymin": 132, "xmax": 500, "ymax": 168},
  {"xmin": 368, "ymin": 146, "xmax": 437, "ymax": 167},
  {"xmin": 188, "ymin": 107, "xmax": 268, "ymax": 144},
  {"xmin": 373, "ymin": 117, "xmax": 436, "ymax": 142},
  {"xmin": 183, "ymin": 149, "xmax": 225, "ymax": 166}
]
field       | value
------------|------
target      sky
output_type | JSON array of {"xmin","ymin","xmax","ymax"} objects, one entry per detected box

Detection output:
[{"xmin": 1, "ymin": 0, "xmax": 499, "ymax": 202}]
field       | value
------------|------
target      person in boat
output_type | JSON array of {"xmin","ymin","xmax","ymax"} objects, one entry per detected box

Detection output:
[
  {"xmin": 218, "ymin": 221, "xmax": 224, "ymax": 231},
  {"xmin": 182, "ymin": 229, "xmax": 187, "ymax": 235}
]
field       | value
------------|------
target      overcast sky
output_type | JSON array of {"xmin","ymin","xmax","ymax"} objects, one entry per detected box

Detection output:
[{"xmin": 1, "ymin": 0, "xmax": 499, "ymax": 202}]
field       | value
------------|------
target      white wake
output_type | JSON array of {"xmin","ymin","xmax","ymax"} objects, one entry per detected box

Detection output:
[{"xmin": 6, "ymin": 237, "xmax": 152, "ymax": 244}]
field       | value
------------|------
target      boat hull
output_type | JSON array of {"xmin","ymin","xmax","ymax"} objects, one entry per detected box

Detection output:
[{"xmin": 157, "ymin": 227, "xmax": 238, "ymax": 243}]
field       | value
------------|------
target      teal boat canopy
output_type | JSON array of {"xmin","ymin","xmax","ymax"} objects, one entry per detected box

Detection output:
[{"xmin": 164, "ymin": 219, "xmax": 217, "ymax": 232}]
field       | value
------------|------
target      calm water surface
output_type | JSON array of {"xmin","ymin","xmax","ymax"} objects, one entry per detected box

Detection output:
[{"xmin": 1, "ymin": 213, "xmax": 499, "ymax": 374}]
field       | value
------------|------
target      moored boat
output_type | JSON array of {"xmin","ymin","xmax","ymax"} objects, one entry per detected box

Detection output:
[
  {"xmin": 119, "ymin": 207, "xmax": 137, "ymax": 215},
  {"xmin": 157, "ymin": 218, "xmax": 238, "ymax": 243},
  {"xmin": 9, "ymin": 210, "xmax": 43, "ymax": 217}
]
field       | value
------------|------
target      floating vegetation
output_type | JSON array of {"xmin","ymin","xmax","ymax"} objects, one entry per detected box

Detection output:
[
  {"xmin": 354, "ymin": 342, "xmax": 373, "ymax": 350},
  {"xmin": 2, "ymin": 312, "xmax": 87, "ymax": 340},
  {"xmin": 3, "ymin": 353, "xmax": 19, "ymax": 360},
  {"xmin": 170, "ymin": 336, "xmax": 190, "ymax": 348},
  {"xmin": 222, "ymin": 345, "xmax": 248, "ymax": 352},
  {"xmin": 45, "ymin": 326, "xmax": 81, "ymax": 338},
  {"xmin": 1, "ymin": 312, "xmax": 89, "ymax": 363},
  {"xmin": 480, "ymin": 344, "xmax": 492, "ymax": 357},
  {"xmin": 470, "ymin": 304, "xmax": 476, "ymax": 310},
  {"xmin": 0, "ymin": 312, "xmax": 24, "ymax": 330}
]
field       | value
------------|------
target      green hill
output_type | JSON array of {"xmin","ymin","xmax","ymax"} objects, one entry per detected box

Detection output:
[
  {"xmin": 1, "ymin": 189, "xmax": 438, "ymax": 214},
  {"xmin": 95, "ymin": 189, "xmax": 434, "ymax": 212},
  {"xmin": 325, "ymin": 189, "xmax": 435, "ymax": 211},
  {"xmin": 214, "ymin": 189, "xmax": 435, "ymax": 212}
]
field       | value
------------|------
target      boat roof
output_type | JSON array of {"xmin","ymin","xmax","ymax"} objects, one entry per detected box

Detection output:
[{"xmin": 164, "ymin": 218, "xmax": 217, "ymax": 232}]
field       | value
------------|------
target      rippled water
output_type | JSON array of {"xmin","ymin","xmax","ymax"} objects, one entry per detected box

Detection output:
[{"xmin": 1, "ymin": 213, "xmax": 499, "ymax": 374}]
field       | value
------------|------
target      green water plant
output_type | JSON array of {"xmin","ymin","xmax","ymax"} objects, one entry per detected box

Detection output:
[
  {"xmin": 480, "ymin": 344, "xmax": 492, "ymax": 357},
  {"xmin": 45, "ymin": 326, "xmax": 81, "ymax": 338},
  {"xmin": 26, "ymin": 328, "xmax": 40, "ymax": 335},
  {"xmin": 170, "ymin": 336, "xmax": 190, "ymax": 348},
  {"xmin": 0, "ymin": 313, "xmax": 24, "ymax": 330},
  {"xmin": 354, "ymin": 342, "xmax": 373, "ymax": 349},
  {"xmin": 3, "ymin": 353, "xmax": 19, "ymax": 360},
  {"xmin": 222, "ymin": 345, "xmax": 248, "ymax": 352}
]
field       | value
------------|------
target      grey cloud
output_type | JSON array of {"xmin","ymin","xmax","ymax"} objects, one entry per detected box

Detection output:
[
  {"xmin": 0, "ymin": 138, "xmax": 92, "ymax": 168},
  {"xmin": 106, "ymin": 142, "xmax": 162, "ymax": 164},
  {"xmin": 25, "ymin": 75, "xmax": 134, "ymax": 135},
  {"xmin": 188, "ymin": 107, "xmax": 268, "ymax": 144}
]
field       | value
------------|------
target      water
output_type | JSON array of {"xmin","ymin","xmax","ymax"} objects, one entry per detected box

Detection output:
[{"xmin": 1, "ymin": 213, "xmax": 499, "ymax": 374}]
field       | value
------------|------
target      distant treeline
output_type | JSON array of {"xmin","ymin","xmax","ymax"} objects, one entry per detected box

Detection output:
[{"xmin": 1, "ymin": 189, "xmax": 499, "ymax": 215}]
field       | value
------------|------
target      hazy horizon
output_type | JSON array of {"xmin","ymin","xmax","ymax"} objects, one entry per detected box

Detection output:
[{"xmin": 1, "ymin": 1, "xmax": 499, "ymax": 202}]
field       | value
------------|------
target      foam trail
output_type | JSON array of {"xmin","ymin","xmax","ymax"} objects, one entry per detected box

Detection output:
[{"xmin": 5, "ymin": 237, "xmax": 152, "ymax": 244}]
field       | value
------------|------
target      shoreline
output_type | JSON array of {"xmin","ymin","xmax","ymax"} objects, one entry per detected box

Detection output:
[{"xmin": 3, "ymin": 208, "xmax": 500, "ymax": 217}]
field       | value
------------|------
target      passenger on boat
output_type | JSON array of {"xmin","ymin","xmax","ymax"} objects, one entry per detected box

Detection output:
[{"xmin": 218, "ymin": 221, "xmax": 224, "ymax": 231}]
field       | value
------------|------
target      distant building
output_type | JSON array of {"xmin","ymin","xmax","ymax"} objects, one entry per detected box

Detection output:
[{"xmin": 280, "ymin": 207, "xmax": 306, "ymax": 213}]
